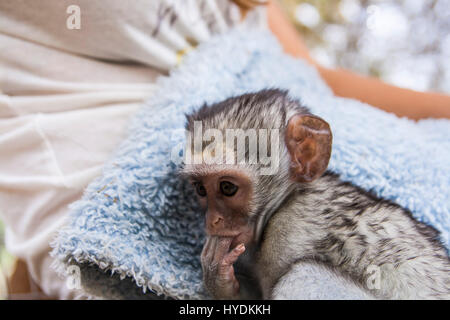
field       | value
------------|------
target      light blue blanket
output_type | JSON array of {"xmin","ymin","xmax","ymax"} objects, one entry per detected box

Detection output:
[{"xmin": 51, "ymin": 27, "xmax": 450, "ymax": 299}]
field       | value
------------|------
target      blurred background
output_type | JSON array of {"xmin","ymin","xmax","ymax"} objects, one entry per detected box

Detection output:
[
  {"xmin": 279, "ymin": 0, "xmax": 450, "ymax": 94},
  {"xmin": 0, "ymin": 220, "xmax": 13, "ymax": 299},
  {"xmin": 1, "ymin": 0, "xmax": 449, "ymax": 299}
]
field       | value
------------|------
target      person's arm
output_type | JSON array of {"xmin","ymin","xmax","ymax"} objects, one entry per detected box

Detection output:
[
  {"xmin": 266, "ymin": 0, "xmax": 450, "ymax": 120},
  {"xmin": 315, "ymin": 67, "xmax": 450, "ymax": 120}
]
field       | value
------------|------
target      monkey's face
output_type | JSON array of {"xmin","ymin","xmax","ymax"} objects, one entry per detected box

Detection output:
[
  {"xmin": 189, "ymin": 168, "xmax": 256, "ymax": 247},
  {"xmin": 183, "ymin": 90, "xmax": 333, "ymax": 248}
]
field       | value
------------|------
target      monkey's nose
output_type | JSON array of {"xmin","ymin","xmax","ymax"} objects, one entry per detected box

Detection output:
[
  {"xmin": 208, "ymin": 215, "xmax": 224, "ymax": 233},
  {"xmin": 212, "ymin": 216, "xmax": 223, "ymax": 227}
]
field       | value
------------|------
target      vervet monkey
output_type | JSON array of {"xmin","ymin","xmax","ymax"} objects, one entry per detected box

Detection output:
[{"xmin": 182, "ymin": 89, "xmax": 450, "ymax": 299}]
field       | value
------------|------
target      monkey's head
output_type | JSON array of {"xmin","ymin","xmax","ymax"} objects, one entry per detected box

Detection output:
[{"xmin": 182, "ymin": 89, "xmax": 332, "ymax": 247}]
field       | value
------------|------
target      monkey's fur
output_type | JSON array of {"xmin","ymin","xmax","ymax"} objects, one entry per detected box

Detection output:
[{"xmin": 184, "ymin": 89, "xmax": 450, "ymax": 299}]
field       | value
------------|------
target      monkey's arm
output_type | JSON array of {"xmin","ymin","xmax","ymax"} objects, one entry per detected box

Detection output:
[
  {"xmin": 271, "ymin": 261, "xmax": 375, "ymax": 300},
  {"xmin": 201, "ymin": 236, "xmax": 262, "ymax": 299},
  {"xmin": 267, "ymin": 0, "xmax": 450, "ymax": 120},
  {"xmin": 201, "ymin": 236, "xmax": 245, "ymax": 299}
]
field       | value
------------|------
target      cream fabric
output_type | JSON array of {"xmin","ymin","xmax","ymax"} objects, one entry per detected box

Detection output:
[{"xmin": 0, "ymin": 0, "xmax": 266, "ymax": 299}]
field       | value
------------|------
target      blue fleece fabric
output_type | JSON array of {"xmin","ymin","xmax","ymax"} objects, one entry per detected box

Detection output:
[{"xmin": 51, "ymin": 28, "xmax": 450, "ymax": 299}]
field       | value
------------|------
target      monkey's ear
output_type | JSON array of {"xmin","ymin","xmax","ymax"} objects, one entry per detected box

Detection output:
[{"xmin": 285, "ymin": 114, "xmax": 332, "ymax": 182}]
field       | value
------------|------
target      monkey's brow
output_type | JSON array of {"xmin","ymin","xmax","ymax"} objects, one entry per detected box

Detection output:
[
  {"xmin": 181, "ymin": 164, "xmax": 245, "ymax": 179},
  {"xmin": 179, "ymin": 166, "xmax": 204, "ymax": 179}
]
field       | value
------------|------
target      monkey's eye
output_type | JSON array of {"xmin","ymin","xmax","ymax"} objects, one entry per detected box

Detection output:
[
  {"xmin": 194, "ymin": 182, "xmax": 207, "ymax": 197},
  {"xmin": 220, "ymin": 181, "xmax": 238, "ymax": 197}
]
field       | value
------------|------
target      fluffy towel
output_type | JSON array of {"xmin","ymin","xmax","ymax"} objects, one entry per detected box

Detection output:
[{"xmin": 51, "ymin": 27, "xmax": 450, "ymax": 300}]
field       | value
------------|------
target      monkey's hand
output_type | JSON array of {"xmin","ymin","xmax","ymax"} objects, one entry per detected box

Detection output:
[{"xmin": 201, "ymin": 236, "xmax": 245, "ymax": 300}]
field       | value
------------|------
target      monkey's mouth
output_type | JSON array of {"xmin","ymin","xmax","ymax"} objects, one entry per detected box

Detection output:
[
  {"xmin": 230, "ymin": 235, "xmax": 242, "ymax": 250},
  {"xmin": 231, "ymin": 232, "xmax": 250, "ymax": 249},
  {"xmin": 207, "ymin": 230, "xmax": 241, "ymax": 238}
]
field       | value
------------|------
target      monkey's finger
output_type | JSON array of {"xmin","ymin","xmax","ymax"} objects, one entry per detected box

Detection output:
[
  {"xmin": 203, "ymin": 236, "xmax": 229, "ymax": 270},
  {"xmin": 201, "ymin": 236, "xmax": 214, "ymax": 257},
  {"xmin": 201, "ymin": 237, "xmax": 211, "ymax": 263},
  {"xmin": 206, "ymin": 237, "xmax": 232, "ymax": 275},
  {"xmin": 214, "ymin": 273, "xmax": 240, "ymax": 299},
  {"xmin": 217, "ymin": 263, "xmax": 237, "ymax": 283},
  {"xmin": 213, "ymin": 237, "xmax": 233, "ymax": 262},
  {"xmin": 226, "ymin": 244, "xmax": 245, "ymax": 264},
  {"xmin": 201, "ymin": 237, "xmax": 218, "ymax": 270},
  {"xmin": 222, "ymin": 244, "xmax": 245, "ymax": 268}
]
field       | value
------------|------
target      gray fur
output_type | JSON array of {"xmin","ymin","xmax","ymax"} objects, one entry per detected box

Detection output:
[
  {"xmin": 257, "ymin": 171, "xmax": 450, "ymax": 299},
  {"xmin": 271, "ymin": 261, "xmax": 374, "ymax": 300},
  {"xmin": 185, "ymin": 89, "xmax": 450, "ymax": 300}
]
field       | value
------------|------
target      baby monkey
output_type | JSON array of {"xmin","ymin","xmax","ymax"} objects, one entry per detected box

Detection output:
[{"xmin": 182, "ymin": 89, "xmax": 450, "ymax": 299}]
